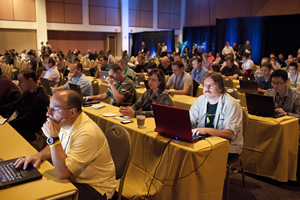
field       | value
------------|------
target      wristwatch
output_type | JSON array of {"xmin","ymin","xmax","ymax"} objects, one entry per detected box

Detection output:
[{"xmin": 47, "ymin": 137, "xmax": 60, "ymax": 145}]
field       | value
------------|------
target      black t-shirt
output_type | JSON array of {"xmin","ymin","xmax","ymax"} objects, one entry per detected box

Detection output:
[
  {"xmin": 134, "ymin": 63, "xmax": 148, "ymax": 73},
  {"xmin": 220, "ymin": 64, "xmax": 240, "ymax": 77},
  {"xmin": 205, "ymin": 102, "xmax": 218, "ymax": 128},
  {"xmin": 158, "ymin": 64, "xmax": 173, "ymax": 75}
]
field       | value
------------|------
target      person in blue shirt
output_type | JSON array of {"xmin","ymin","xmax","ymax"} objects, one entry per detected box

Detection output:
[{"xmin": 191, "ymin": 57, "xmax": 209, "ymax": 84}]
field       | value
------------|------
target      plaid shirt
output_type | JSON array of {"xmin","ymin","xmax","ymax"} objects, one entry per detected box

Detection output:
[
  {"xmin": 132, "ymin": 88, "xmax": 170, "ymax": 117},
  {"xmin": 267, "ymin": 86, "xmax": 300, "ymax": 120},
  {"xmin": 105, "ymin": 76, "xmax": 135, "ymax": 107}
]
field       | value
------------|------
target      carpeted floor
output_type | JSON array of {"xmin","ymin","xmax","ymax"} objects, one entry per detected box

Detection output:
[{"xmin": 223, "ymin": 171, "xmax": 300, "ymax": 200}]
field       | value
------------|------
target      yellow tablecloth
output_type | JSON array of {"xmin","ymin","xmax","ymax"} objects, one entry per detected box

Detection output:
[
  {"xmin": 0, "ymin": 117, "xmax": 78, "ymax": 200},
  {"xmin": 83, "ymin": 103, "xmax": 230, "ymax": 200},
  {"xmin": 242, "ymin": 114, "xmax": 299, "ymax": 182}
]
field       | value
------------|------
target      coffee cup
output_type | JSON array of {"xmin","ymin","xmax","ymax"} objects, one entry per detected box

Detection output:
[
  {"xmin": 140, "ymin": 82, "xmax": 145, "ymax": 88},
  {"xmin": 136, "ymin": 115, "xmax": 145, "ymax": 128},
  {"xmin": 170, "ymin": 89, "xmax": 175, "ymax": 97},
  {"xmin": 239, "ymin": 76, "xmax": 243, "ymax": 80},
  {"xmin": 236, "ymin": 85, "xmax": 240, "ymax": 92}
]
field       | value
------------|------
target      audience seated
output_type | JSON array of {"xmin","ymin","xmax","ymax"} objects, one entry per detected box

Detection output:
[
  {"xmin": 93, "ymin": 56, "xmax": 110, "ymax": 77},
  {"xmin": 202, "ymin": 53, "xmax": 212, "ymax": 71},
  {"xmin": 145, "ymin": 51, "xmax": 152, "ymax": 62},
  {"xmin": 213, "ymin": 52, "xmax": 222, "ymax": 65},
  {"xmin": 57, "ymin": 53, "xmax": 66, "ymax": 73},
  {"xmin": 38, "ymin": 57, "xmax": 60, "ymax": 88},
  {"xmin": 255, "ymin": 62, "xmax": 273, "ymax": 94},
  {"xmin": 87, "ymin": 64, "xmax": 136, "ymax": 107},
  {"xmin": 254, "ymin": 57, "xmax": 270, "ymax": 79},
  {"xmin": 166, "ymin": 61, "xmax": 193, "ymax": 96},
  {"xmin": 118, "ymin": 60, "xmax": 138, "ymax": 85},
  {"xmin": 208, "ymin": 52, "xmax": 215, "ymax": 61},
  {"xmin": 4, "ymin": 52, "xmax": 14, "ymax": 65},
  {"xmin": 134, "ymin": 55, "xmax": 148, "ymax": 74},
  {"xmin": 220, "ymin": 57, "xmax": 240, "ymax": 80},
  {"xmin": 15, "ymin": 90, "xmax": 117, "ymax": 200},
  {"xmin": 106, "ymin": 50, "xmax": 114, "ymax": 65},
  {"xmin": 146, "ymin": 62, "xmax": 158, "ymax": 73},
  {"xmin": 0, "ymin": 72, "xmax": 21, "ymax": 106},
  {"xmin": 271, "ymin": 57, "xmax": 281, "ymax": 70},
  {"xmin": 158, "ymin": 56, "xmax": 172, "ymax": 76},
  {"xmin": 288, "ymin": 62, "xmax": 300, "ymax": 87},
  {"xmin": 0, "ymin": 70, "xmax": 49, "ymax": 142},
  {"xmin": 52, "ymin": 62, "xmax": 93, "ymax": 96},
  {"xmin": 119, "ymin": 68, "xmax": 171, "ymax": 117},
  {"xmin": 189, "ymin": 72, "xmax": 243, "ymax": 162},
  {"xmin": 267, "ymin": 70, "xmax": 300, "ymax": 120},
  {"xmin": 222, "ymin": 42, "xmax": 235, "ymax": 59},
  {"xmin": 191, "ymin": 57, "xmax": 209, "ymax": 84},
  {"xmin": 241, "ymin": 54, "xmax": 254, "ymax": 71}
]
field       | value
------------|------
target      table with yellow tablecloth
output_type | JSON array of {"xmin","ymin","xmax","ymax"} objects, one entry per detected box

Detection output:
[
  {"xmin": 0, "ymin": 117, "xmax": 78, "ymax": 200},
  {"xmin": 83, "ymin": 103, "xmax": 230, "ymax": 200},
  {"xmin": 242, "ymin": 114, "xmax": 299, "ymax": 182}
]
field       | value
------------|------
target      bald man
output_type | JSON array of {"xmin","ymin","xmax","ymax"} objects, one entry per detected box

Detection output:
[
  {"xmin": 158, "ymin": 56, "xmax": 173, "ymax": 76},
  {"xmin": 15, "ymin": 90, "xmax": 117, "ymax": 200}
]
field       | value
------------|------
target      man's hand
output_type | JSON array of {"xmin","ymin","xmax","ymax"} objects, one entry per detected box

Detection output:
[
  {"xmin": 106, "ymin": 77, "xmax": 114, "ymax": 85},
  {"xmin": 68, "ymin": 72, "xmax": 75, "ymax": 80},
  {"xmin": 192, "ymin": 128, "xmax": 209, "ymax": 136},
  {"xmin": 14, "ymin": 154, "xmax": 42, "ymax": 169},
  {"xmin": 275, "ymin": 108, "xmax": 287, "ymax": 115},
  {"xmin": 42, "ymin": 118, "xmax": 66, "ymax": 138},
  {"xmin": 97, "ymin": 63, "xmax": 102, "ymax": 71}
]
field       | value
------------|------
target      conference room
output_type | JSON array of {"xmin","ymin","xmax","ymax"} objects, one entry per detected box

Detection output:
[{"xmin": 1, "ymin": 0, "xmax": 300, "ymax": 200}]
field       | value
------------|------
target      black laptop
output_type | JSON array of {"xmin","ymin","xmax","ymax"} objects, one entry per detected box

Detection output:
[
  {"xmin": 40, "ymin": 77, "xmax": 52, "ymax": 96},
  {"xmin": 240, "ymin": 75, "xmax": 255, "ymax": 81},
  {"xmin": 239, "ymin": 80, "xmax": 258, "ymax": 94},
  {"xmin": 0, "ymin": 158, "xmax": 43, "ymax": 189},
  {"xmin": 245, "ymin": 93, "xmax": 284, "ymax": 118},
  {"xmin": 68, "ymin": 83, "xmax": 100, "ymax": 106},
  {"xmin": 152, "ymin": 103, "xmax": 209, "ymax": 143}
]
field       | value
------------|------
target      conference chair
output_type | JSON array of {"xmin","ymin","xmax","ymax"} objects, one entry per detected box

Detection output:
[
  {"xmin": 92, "ymin": 79, "xmax": 99, "ymax": 95},
  {"xmin": 226, "ymin": 88, "xmax": 239, "ymax": 99},
  {"xmin": 225, "ymin": 108, "xmax": 248, "ymax": 200},
  {"xmin": 193, "ymin": 79, "xmax": 200, "ymax": 97},
  {"xmin": 105, "ymin": 125, "xmax": 131, "ymax": 200},
  {"xmin": 224, "ymin": 78, "xmax": 234, "ymax": 88}
]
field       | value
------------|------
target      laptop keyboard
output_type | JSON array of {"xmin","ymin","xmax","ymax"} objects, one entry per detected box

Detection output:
[{"xmin": 0, "ymin": 162, "xmax": 24, "ymax": 183}]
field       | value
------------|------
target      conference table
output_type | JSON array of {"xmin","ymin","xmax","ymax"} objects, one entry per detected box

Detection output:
[
  {"xmin": 82, "ymin": 103, "xmax": 230, "ymax": 200},
  {"xmin": 242, "ymin": 114, "xmax": 299, "ymax": 182},
  {"xmin": 86, "ymin": 76, "xmax": 299, "ymax": 182},
  {"xmin": 0, "ymin": 117, "xmax": 78, "ymax": 200}
]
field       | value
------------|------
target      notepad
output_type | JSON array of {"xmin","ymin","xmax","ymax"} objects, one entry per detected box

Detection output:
[{"xmin": 88, "ymin": 105, "xmax": 106, "ymax": 110}]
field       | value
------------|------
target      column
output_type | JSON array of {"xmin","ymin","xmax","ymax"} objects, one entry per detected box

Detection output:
[
  {"xmin": 178, "ymin": 0, "xmax": 186, "ymax": 44},
  {"xmin": 35, "ymin": 0, "xmax": 48, "ymax": 54},
  {"xmin": 121, "ymin": 0, "xmax": 129, "ymax": 52}
]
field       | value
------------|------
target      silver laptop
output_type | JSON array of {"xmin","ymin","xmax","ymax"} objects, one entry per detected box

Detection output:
[{"xmin": 99, "ymin": 71, "xmax": 109, "ymax": 83}]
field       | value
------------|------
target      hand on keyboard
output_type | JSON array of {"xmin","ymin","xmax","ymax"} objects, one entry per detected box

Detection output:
[{"xmin": 192, "ymin": 128, "xmax": 208, "ymax": 136}]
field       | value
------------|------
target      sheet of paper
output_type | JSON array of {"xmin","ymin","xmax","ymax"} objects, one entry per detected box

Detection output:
[
  {"xmin": 88, "ymin": 105, "xmax": 106, "ymax": 110},
  {"xmin": 0, "ymin": 118, "xmax": 7, "ymax": 125},
  {"xmin": 113, "ymin": 115, "xmax": 132, "ymax": 120}
]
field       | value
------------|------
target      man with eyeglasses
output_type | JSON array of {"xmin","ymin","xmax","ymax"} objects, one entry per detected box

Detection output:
[
  {"xmin": 267, "ymin": 69, "xmax": 300, "ymax": 118},
  {"xmin": 189, "ymin": 72, "xmax": 243, "ymax": 162},
  {"xmin": 15, "ymin": 90, "xmax": 117, "ymax": 200},
  {"xmin": 52, "ymin": 62, "xmax": 93, "ymax": 96},
  {"xmin": 0, "ymin": 70, "xmax": 49, "ymax": 142},
  {"xmin": 86, "ymin": 64, "xmax": 135, "ymax": 106}
]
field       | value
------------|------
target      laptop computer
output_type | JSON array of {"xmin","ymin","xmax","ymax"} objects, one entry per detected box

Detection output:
[
  {"xmin": 0, "ymin": 158, "xmax": 43, "ymax": 189},
  {"xmin": 68, "ymin": 83, "xmax": 100, "ymax": 106},
  {"xmin": 99, "ymin": 71, "xmax": 109, "ymax": 83},
  {"xmin": 40, "ymin": 77, "xmax": 52, "ymax": 96},
  {"xmin": 239, "ymin": 80, "xmax": 258, "ymax": 94},
  {"xmin": 245, "ymin": 93, "xmax": 284, "ymax": 118},
  {"xmin": 143, "ymin": 80, "xmax": 150, "ymax": 90},
  {"xmin": 152, "ymin": 103, "xmax": 209, "ymax": 143},
  {"xmin": 240, "ymin": 75, "xmax": 255, "ymax": 81}
]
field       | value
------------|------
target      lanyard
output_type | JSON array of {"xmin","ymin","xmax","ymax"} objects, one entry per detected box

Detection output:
[{"xmin": 175, "ymin": 72, "xmax": 185, "ymax": 89}]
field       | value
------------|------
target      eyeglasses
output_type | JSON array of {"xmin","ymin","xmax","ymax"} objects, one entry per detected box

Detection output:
[
  {"xmin": 271, "ymin": 81, "xmax": 285, "ymax": 85},
  {"xmin": 203, "ymin": 84, "xmax": 216, "ymax": 89},
  {"xmin": 47, "ymin": 107, "xmax": 72, "ymax": 113}
]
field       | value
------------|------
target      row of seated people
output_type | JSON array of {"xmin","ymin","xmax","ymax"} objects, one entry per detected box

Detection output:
[{"xmin": 1, "ymin": 56, "xmax": 300, "ymax": 199}]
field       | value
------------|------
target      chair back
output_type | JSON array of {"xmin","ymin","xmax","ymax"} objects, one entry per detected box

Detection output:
[
  {"xmin": 105, "ymin": 125, "xmax": 131, "ymax": 200},
  {"xmin": 169, "ymin": 96, "xmax": 175, "ymax": 107},
  {"xmin": 92, "ymin": 80, "xmax": 99, "ymax": 95},
  {"xmin": 224, "ymin": 78, "xmax": 233, "ymax": 88},
  {"xmin": 226, "ymin": 88, "xmax": 239, "ymax": 99},
  {"xmin": 193, "ymin": 79, "xmax": 200, "ymax": 97},
  {"xmin": 242, "ymin": 108, "xmax": 248, "ymax": 136}
]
